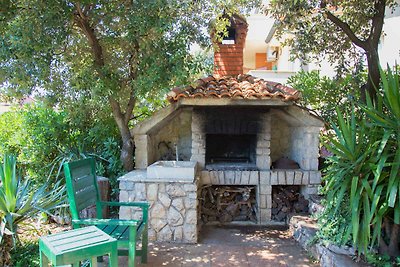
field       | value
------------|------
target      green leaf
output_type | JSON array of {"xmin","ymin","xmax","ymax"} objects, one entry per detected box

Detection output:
[
  {"xmin": 370, "ymin": 185, "xmax": 383, "ymax": 216},
  {"xmin": 394, "ymin": 200, "xmax": 400, "ymax": 224},
  {"xmin": 387, "ymin": 149, "xmax": 400, "ymax": 206},
  {"xmin": 389, "ymin": 181, "xmax": 399, "ymax": 208},
  {"xmin": 350, "ymin": 176, "xmax": 360, "ymax": 245}
]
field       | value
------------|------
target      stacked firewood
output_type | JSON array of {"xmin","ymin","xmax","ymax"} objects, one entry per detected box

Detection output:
[
  {"xmin": 271, "ymin": 185, "xmax": 309, "ymax": 222},
  {"xmin": 200, "ymin": 185, "xmax": 257, "ymax": 223}
]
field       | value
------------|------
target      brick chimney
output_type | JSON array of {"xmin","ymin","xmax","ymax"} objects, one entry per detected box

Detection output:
[{"xmin": 213, "ymin": 14, "xmax": 248, "ymax": 77}]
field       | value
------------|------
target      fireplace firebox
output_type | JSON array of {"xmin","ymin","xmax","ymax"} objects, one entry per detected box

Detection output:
[
  {"xmin": 206, "ymin": 134, "xmax": 256, "ymax": 163},
  {"xmin": 205, "ymin": 134, "xmax": 257, "ymax": 170}
]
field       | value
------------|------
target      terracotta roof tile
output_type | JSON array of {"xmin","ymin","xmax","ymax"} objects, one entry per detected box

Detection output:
[{"xmin": 167, "ymin": 74, "xmax": 301, "ymax": 103}]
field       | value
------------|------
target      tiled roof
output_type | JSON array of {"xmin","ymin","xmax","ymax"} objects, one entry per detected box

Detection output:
[{"xmin": 167, "ymin": 74, "xmax": 301, "ymax": 103}]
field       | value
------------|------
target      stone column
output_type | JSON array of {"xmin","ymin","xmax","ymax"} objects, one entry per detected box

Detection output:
[
  {"xmin": 256, "ymin": 112, "xmax": 271, "ymax": 170},
  {"xmin": 134, "ymin": 134, "xmax": 150, "ymax": 169},
  {"xmin": 258, "ymin": 171, "xmax": 272, "ymax": 223},
  {"xmin": 190, "ymin": 110, "xmax": 206, "ymax": 168}
]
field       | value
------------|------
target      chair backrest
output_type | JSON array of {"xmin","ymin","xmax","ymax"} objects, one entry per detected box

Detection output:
[{"xmin": 63, "ymin": 158, "xmax": 102, "ymax": 220}]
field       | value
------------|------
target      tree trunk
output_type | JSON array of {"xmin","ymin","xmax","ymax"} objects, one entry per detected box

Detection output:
[
  {"xmin": 109, "ymin": 97, "xmax": 135, "ymax": 171},
  {"xmin": 111, "ymin": 108, "xmax": 134, "ymax": 171},
  {"xmin": 365, "ymin": 47, "xmax": 381, "ymax": 99},
  {"xmin": 119, "ymin": 125, "xmax": 134, "ymax": 171},
  {"xmin": 0, "ymin": 234, "xmax": 13, "ymax": 266},
  {"xmin": 323, "ymin": 0, "xmax": 385, "ymax": 102},
  {"xmin": 379, "ymin": 217, "xmax": 400, "ymax": 257}
]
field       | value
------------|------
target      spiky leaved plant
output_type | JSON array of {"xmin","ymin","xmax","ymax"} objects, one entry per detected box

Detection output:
[
  {"xmin": 320, "ymin": 66, "xmax": 400, "ymax": 257},
  {"xmin": 0, "ymin": 154, "xmax": 65, "ymax": 266}
]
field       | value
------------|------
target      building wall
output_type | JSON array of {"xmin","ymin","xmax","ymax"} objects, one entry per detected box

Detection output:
[
  {"xmin": 379, "ymin": 10, "xmax": 400, "ymax": 67},
  {"xmin": 243, "ymin": 6, "xmax": 400, "ymax": 81},
  {"xmin": 243, "ymin": 14, "xmax": 274, "ymax": 71}
]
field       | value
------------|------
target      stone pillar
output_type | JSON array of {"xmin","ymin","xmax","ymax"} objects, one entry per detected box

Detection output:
[
  {"xmin": 256, "ymin": 112, "xmax": 271, "ymax": 170},
  {"xmin": 190, "ymin": 110, "xmax": 206, "ymax": 168},
  {"xmin": 258, "ymin": 171, "xmax": 272, "ymax": 223},
  {"xmin": 304, "ymin": 127, "xmax": 321, "ymax": 170},
  {"xmin": 134, "ymin": 134, "xmax": 150, "ymax": 169}
]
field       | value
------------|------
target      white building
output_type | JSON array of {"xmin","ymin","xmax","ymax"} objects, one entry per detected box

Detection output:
[{"xmin": 243, "ymin": 3, "xmax": 400, "ymax": 83}]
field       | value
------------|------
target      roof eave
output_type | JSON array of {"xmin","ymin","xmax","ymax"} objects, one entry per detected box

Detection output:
[{"xmin": 176, "ymin": 98, "xmax": 294, "ymax": 107}]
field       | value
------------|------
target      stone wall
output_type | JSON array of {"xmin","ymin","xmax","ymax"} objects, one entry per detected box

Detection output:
[
  {"xmin": 289, "ymin": 126, "xmax": 320, "ymax": 170},
  {"xmin": 119, "ymin": 171, "xmax": 199, "ymax": 243},
  {"xmin": 290, "ymin": 216, "xmax": 360, "ymax": 267},
  {"xmin": 270, "ymin": 113, "xmax": 320, "ymax": 170},
  {"xmin": 134, "ymin": 109, "xmax": 192, "ymax": 169},
  {"xmin": 270, "ymin": 116, "xmax": 290, "ymax": 162},
  {"xmin": 150, "ymin": 110, "xmax": 192, "ymax": 163}
]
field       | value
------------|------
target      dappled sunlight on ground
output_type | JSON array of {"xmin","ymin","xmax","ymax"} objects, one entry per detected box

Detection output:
[{"xmin": 101, "ymin": 224, "xmax": 317, "ymax": 266}]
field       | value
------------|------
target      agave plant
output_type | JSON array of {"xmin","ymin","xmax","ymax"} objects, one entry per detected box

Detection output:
[
  {"xmin": 321, "ymin": 66, "xmax": 400, "ymax": 257},
  {"xmin": 322, "ymin": 108, "xmax": 382, "ymax": 254},
  {"xmin": 362, "ymin": 66, "xmax": 400, "ymax": 257},
  {"xmin": 0, "ymin": 154, "xmax": 65, "ymax": 266}
]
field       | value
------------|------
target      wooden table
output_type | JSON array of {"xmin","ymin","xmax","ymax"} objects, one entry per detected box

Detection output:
[{"xmin": 39, "ymin": 226, "xmax": 117, "ymax": 267}]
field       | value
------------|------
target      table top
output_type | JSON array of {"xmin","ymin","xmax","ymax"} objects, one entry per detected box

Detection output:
[{"xmin": 40, "ymin": 226, "xmax": 116, "ymax": 255}]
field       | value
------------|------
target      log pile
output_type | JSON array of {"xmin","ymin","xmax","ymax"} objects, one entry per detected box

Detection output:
[
  {"xmin": 272, "ymin": 185, "xmax": 309, "ymax": 222},
  {"xmin": 200, "ymin": 185, "xmax": 257, "ymax": 224}
]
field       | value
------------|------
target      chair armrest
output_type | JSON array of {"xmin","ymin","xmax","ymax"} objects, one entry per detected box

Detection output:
[
  {"xmin": 100, "ymin": 201, "xmax": 149, "ymax": 209},
  {"xmin": 98, "ymin": 201, "xmax": 149, "ymax": 222},
  {"xmin": 72, "ymin": 218, "xmax": 140, "ymax": 227}
]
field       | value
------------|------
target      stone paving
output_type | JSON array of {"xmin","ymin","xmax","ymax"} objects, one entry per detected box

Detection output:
[{"xmin": 102, "ymin": 224, "xmax": 318, "ymax": 266}]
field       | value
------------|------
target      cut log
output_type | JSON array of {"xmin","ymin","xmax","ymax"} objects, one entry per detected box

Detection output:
[
  {"xmin": 271, "ymin": 185, "xmax": 309, "ymax": 222},
  {"xmin": 200, "ymin": 185, "xmax": 256, "ymax": 223}
]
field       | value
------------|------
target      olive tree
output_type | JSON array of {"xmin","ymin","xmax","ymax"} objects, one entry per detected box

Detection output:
[{"xmin": 0, "ymin": 0, "xmax": 259, "ymax": 171}]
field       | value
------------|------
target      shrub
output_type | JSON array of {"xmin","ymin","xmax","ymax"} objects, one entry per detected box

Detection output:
[
  {"xmin": 0, "ymin": 109, "xmax": 24, "ymax": 156},
  {"xmin": 287, "ymin": 70, "xmax": 362, "ymax": 123},
  {"xmin": 0, "ymin": 102, "xmax": 124, "ymax": 187},
  {"xmin": 319, "ymin": 67, "xmax": 400, "ymax": 257}
]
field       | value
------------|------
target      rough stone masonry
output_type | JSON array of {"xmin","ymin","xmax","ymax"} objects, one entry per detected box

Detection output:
[{"xmin": 119, "ymin": 170, "xmax": 199, "ymax": 243}]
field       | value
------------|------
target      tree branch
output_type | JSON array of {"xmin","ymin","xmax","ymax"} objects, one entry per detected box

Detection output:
[
  {"xmin": 73, "ymin": 3, "xmax": 104, "ymax": 68},
  {"xmin": 124, "ymin": 94, "xmax": 136, "ymax": 125},
  {"xmin": 109, "ymin": 96, "xmax": 124, "ymax": 128},
  {"xmin": 324, "ymin": 9, "xmax": 367, "ymax": 50}
]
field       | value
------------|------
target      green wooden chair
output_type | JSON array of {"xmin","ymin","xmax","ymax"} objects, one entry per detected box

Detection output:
[{"xmin": 63, "ymin": 158, "xmax": 149, "ymax": 267}]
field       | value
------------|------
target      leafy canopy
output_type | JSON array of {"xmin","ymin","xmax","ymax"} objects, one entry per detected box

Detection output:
[
  {"xmin": 0, "ymin": 0, "xmax": 259, "ymax": 103},
  {"xmin": 0, "ymin": 0, "xmax": 261, "ymax": 170},
  {"xmin": 287, "ymin": 69, "xmax": 364, "ymax": 123}
]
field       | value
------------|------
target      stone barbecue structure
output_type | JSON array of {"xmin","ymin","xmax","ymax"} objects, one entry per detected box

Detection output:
[{"xmin": 119, "ymin": 15, "xmax": 324, "ymax": 244}]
